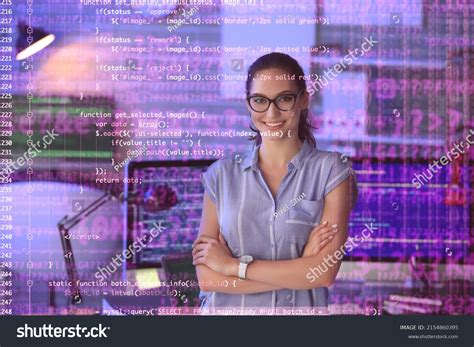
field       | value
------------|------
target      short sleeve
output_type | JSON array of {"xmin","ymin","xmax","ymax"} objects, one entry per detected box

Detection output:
[
  {"xmin": 201, "ymin": 160, "xmax": 220, "ymax": 204},
  {"xmin": 323, "ymin": 152, "xmax": 358, "ymax": 207}
]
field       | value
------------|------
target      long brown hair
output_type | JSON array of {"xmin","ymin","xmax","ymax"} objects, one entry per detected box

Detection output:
[{"xmin": 246, "ymin": 52, "xmax": 317, "ymax": 148}]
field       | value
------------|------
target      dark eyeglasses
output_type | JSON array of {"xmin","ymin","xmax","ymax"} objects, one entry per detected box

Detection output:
[{"xmin": 247, "ymin": 89, "xmax": 304, "ymax": 113}]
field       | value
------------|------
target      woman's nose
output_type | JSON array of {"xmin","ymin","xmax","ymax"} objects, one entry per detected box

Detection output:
[{"xmin": 266, "ymin": 102, "xmax": 281, "ymax": 118}]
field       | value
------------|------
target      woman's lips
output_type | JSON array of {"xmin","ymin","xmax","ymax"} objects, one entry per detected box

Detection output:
[{"xmin": 262, "ymin": 120, "xmax": 285, "ymax": 131}]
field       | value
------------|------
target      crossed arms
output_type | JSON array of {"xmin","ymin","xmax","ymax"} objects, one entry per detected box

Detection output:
[{"xmin": 193, "ymin": 177, "xmax": 354, "ymax": 293}]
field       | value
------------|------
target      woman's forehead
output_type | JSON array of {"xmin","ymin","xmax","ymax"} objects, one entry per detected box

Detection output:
[{"xmin": 250, "ymin": 69, "xmax": 299, "ymax": 95}]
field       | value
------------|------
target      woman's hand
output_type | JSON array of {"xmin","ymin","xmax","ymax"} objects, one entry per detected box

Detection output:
[
  {"xmin": 192, "ymin": 233, "xmax": 238, "ymax": 276},
  {"xmin": 302, "ymin": 221, "xmax": 338, "ymax": 257}
]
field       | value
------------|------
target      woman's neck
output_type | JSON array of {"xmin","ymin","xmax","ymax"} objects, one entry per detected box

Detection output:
[{"xmin": 258, "ymin": 137, "xmax": 303, "ymax": 169}]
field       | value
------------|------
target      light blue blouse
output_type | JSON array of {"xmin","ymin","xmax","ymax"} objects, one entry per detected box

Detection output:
[{"xmin": 199, "ymin": 140, "xmax": 358, "ymax": 309}]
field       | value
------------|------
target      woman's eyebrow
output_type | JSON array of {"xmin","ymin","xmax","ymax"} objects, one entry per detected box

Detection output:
[
  {"xmin": 249, "ymin": 90, "xmax": 296, "ymax": 97},
  {"xmin": 248, "ymin": 92, "xmax": 268, "ymax": 97}
]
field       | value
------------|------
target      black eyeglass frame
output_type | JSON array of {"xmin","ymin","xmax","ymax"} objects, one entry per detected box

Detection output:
[{"xmin": 246, "ymin": 89, "xmax": 305, "ymax": 113}]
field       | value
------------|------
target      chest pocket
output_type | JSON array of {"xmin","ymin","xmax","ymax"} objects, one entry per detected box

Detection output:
[{"xmin": 284, "ymin": 199, "xmax": 325, "ymax": 244}]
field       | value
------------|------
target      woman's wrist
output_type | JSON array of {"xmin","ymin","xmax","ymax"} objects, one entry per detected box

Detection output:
[{"xmin": 225, "ymin": 257, "xmax": 239, "ymax": 277}]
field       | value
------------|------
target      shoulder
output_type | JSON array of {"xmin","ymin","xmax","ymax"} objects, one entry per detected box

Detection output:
[
  {"xmin": 304, "ymin": 148, "xmax": 351, "ymax": 172},
  {"xmin": 303, "ymin": 147, "xmax": 357, "ymax": 200},
  {"xmin": 203, "ymin": 152, "xmax": 248, "ymax": 179}
]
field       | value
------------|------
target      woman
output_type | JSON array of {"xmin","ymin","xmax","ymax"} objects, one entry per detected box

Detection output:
[{"xmin": 192, "ymin": 52, "xmax": 358, "ymax": 311}]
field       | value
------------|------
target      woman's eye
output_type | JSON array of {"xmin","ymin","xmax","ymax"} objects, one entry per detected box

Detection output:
[
  {"xmin": 253, "ymin": 98, "xmax": 267, "ymax": 104},
  {"xmin": 278, "ymin": 96, "xmax": 293, "ymax": 102}
]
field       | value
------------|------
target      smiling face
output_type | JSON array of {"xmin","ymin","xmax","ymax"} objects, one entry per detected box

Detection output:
[{"xmin": 247, "ymin": 68, "xmax": 308, "ymax": 142}]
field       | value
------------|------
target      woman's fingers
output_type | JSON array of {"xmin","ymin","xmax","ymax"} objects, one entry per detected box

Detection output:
[
  {"xmin": 308, "ymin": 222, "xmax": 338, "ymax": 243},
  {"xmin": 303, "ymin": 234, "xmax": 333, "ymax": 257},
  {"xmin": 191, "ymin": 243, "xmax": 207, "ymax": 256},
  {"xmin": 304, "ymin": 224, "xmax": 338, "ymax": 256},
  {"xmin": 313, "ymin": 228, "xmax": 338, "ymax": 243},
  {"xmin": 193, "ymin": 256, "xmax": 205, "ymax": 266},
  {"xmin": 192, "ymin": 250, "xmax": 206, "ymax": 265},
  {"xmin": 193, "ymin": 249, "xmax": 205, "ymax": 259},
  {"xmin": 313, "ymin": 229, "xmax": 336, "ymax": 245},
  {"xmin": 314, "ymin": 220, "xmax": 328, "ymax": 231},
  {"xmin": 308, "ymin": 221, "xmax": 329, "ymax": 241},
  {"xmin": 310, "ymin": 235, "xmax": 333, "ymax": 254},
  {"xmin": 192, "ymin": 235, "xmax": 216, "ymax": 248}
]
